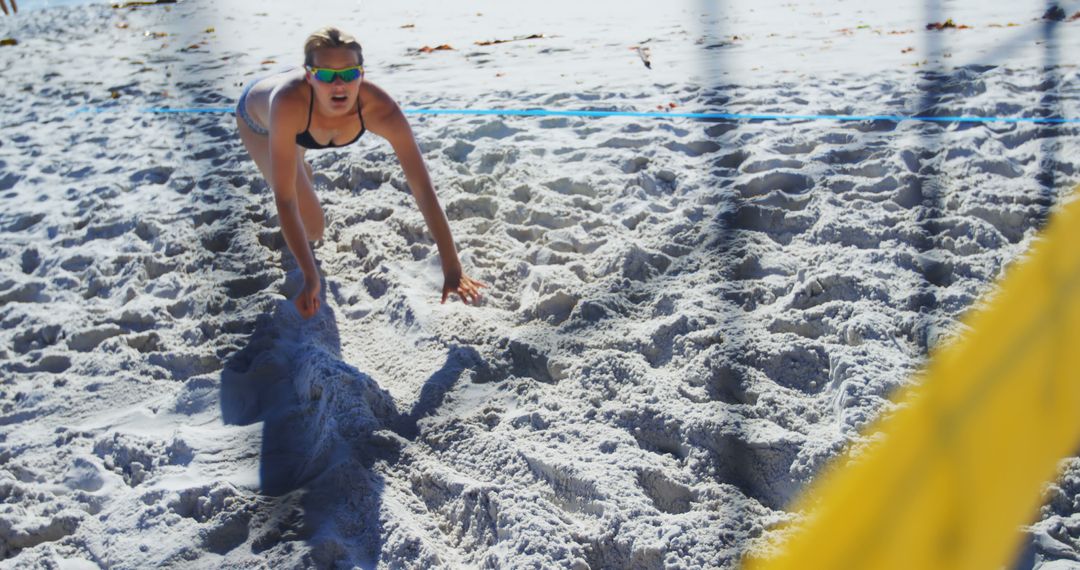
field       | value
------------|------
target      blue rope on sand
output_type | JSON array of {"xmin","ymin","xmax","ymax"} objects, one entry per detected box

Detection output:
[{"xmin": 68, "ymin": 105, "xmax": 1080, "ymax": 124}]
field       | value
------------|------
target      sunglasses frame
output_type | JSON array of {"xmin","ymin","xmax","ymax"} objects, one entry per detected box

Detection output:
[{"xmin": 306, "ymin": 65, "xmax": 365, "ymax": 83}]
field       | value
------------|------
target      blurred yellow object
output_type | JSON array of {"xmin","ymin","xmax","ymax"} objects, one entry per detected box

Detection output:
[{"xmin": 747, "ymin": 187, "xmax": 1080, "ymax": 570}]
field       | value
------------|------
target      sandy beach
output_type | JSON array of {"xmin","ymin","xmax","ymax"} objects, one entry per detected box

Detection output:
[{"xmin": 3, "ymin": 0, "xmax": 1080, "ymax": 568}]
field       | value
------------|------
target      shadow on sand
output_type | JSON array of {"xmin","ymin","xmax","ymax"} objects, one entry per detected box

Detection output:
[{"xmin": 217, "ymin": 268, "xmax": 480, "ymax": 567}]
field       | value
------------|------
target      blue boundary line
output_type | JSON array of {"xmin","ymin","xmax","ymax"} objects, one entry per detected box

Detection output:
[{"xmin": 68, "ymin": 105, "xmax": 1080, "ymax": 124}]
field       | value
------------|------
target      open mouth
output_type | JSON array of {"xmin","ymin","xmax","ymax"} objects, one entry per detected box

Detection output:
[{"xmin": 331, "ymin": 94, "xmax": 347, "ymax": 102}]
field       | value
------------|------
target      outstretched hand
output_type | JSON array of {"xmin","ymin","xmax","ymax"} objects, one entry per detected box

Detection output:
[
  {"xmin": 295, "ymin": 275, "xmax": 321, "ymax": 319},
  {"xmin": 442, "ymin": 271, "xmax": 487, "ymax": 305}
]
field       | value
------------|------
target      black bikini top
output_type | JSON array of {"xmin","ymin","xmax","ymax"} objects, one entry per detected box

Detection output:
[{"xmin": 295, "ymin": 84, "xmax": 366, "ymax": 150}]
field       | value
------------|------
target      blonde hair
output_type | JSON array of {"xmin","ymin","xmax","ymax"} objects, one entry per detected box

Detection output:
[{"xmin": 303, "ymin": 27, "xmax": 364, "ymax": 67}]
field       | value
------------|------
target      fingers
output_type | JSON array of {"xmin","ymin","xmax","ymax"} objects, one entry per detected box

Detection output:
[
  {"xmin": 294, "ymin": 292, "xmax": 320, "ymax": 319},
  {"xmin": 462, "ymin": 277, "xmax": 486, "ymax": 304},
  {"xmin": 458, "ymin": 285, "xmax": 480, "ymax": 304},
  {"xmin": 443, "ymin": 287, "xmax": 475, "ymax": 304},
  {"xmin": 442, "ymin": 275, "xmax": 489, "ymax": 305}
]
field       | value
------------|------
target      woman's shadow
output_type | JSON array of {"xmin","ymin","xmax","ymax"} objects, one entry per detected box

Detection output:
[{"xmin": 217, "ymin": 267, "xmax": 482, "ymax": 567}]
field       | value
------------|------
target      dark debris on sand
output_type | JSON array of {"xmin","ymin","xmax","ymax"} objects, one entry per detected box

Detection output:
[
  {"xmin": 111, "ymin": 0, "xmax": 176, "ymax": 9},
  {"xmin": 925, "ymin": 19, "xmax": 971, "ymax": 30}
]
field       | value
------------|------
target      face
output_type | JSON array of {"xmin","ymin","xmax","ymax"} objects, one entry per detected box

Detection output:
[{"xmin": 306, "ymin": 47, "xmax": 363, "ymax": 116}]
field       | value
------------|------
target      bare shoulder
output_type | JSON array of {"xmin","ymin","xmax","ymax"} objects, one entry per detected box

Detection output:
[
  {"xmin": 359, "ymin": 80, "xmax": 399, "ymax": 117},
  {"xmin": 359, "ymin": 80, "xmax": 409, "ymax": 137},
  {"xmin": 267, "ymin": 73, "xmax": 310, "ymax": 134}
]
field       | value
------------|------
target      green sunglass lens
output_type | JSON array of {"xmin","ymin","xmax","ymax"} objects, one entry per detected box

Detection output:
[{"xmin": 312, "ymin": 68, "xmax": 361, "ymax": 82}]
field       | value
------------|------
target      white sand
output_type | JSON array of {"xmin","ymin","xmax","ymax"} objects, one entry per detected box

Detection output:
[{"xmin": 3, "ymin": 0, "xmax": 1080, "ymax": 568}]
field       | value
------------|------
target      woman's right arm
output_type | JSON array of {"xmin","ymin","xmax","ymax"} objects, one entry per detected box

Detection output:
[{"xmin": 269, "ymin": 94, "xmax": 321, "ymax": 317}]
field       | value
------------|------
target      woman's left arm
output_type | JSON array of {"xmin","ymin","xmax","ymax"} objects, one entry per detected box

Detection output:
[{"xmin": 366, "ymin": 87, "xmax": 486, "ymax": 304}]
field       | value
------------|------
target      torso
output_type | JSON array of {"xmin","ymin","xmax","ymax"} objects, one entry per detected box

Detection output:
[{"xmin": 243, "ymin": 68, "xmax": 369, "ymax": 148}]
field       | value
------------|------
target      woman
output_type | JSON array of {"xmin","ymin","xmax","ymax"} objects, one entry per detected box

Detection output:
[{"xmin": 235, "ymin": 27, "xmax": 486, "ymax": 319}]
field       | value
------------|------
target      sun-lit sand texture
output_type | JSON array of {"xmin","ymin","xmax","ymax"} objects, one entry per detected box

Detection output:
[{"xmin": 3, "ymin": 0, "xmax": 1080, "ymax": 568}]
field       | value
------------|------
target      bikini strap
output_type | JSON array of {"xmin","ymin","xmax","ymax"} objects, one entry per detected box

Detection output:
[
  {"xmin": 304, "ymin": 83, "xmax": 314, "ymax": 131},
  {"xmin": 357, "ymin": 95, "xmax": 366, "ymax": 132}
]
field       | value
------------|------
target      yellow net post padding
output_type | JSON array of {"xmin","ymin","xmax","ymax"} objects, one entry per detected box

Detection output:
[{"xmin": 746, "ymin": 187, "xmax": 1080, "ymax": 570}]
